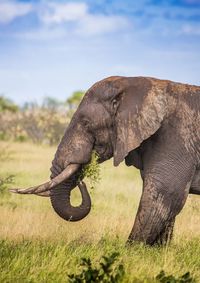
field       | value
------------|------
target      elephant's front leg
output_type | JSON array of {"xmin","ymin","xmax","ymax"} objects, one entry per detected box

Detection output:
[
  {"xmin": 155, "ymin": 217, "xmax": 175, "ymax": 245},
  {"xmin": 139, "ymin": 169, "xmax": 175, "ymax": 244},
  {"xmin": 128, "ymin": 152, "xmax": 195, "ymax": 246}
]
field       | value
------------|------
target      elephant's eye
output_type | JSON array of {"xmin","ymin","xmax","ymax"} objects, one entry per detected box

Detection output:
[
  {"xmin": 112, "ymin": 92, "xmax": 123, "ymax": 110},
  {"xmin": 112, "ymin": 99, "xmax": 118, "ymax": 110}
]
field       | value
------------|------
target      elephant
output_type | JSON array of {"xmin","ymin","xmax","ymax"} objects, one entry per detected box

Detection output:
[{"xmin": 10, "ymin": 76, "xmax": 200, "ymax": 245}]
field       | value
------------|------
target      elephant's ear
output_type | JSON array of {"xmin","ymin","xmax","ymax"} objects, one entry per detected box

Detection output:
[{"xmin": 113, "ymin": 77, "xmax": 168, "ymax": 166}]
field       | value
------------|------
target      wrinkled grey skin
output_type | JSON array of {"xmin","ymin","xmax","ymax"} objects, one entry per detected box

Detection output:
[{"xmin": 50, "ymin": 76, "xmax": 200, "ymax": 245}]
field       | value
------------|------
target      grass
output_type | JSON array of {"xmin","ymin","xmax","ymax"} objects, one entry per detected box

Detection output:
[{"xmin": 0, "ymin": 141, "xmax": 200, "ymax": 282}]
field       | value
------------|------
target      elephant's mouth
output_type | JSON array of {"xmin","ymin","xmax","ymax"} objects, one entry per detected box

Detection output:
[{"xmin": 94, "ymin": 144, "xmax": 113, "ymax": 163}]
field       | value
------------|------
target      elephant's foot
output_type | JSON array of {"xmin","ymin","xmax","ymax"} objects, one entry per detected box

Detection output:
[
  {"xmin": 155, "ymin": 217, "xmax": 175, "ymax": 245},
  {"xmin": 127, "ymin": 217, "xmax": 175, "ymax": 246}
]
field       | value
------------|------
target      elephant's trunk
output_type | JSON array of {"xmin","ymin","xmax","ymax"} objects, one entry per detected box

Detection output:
[
  {"xmin": 50, "ymin": 178, "xmax": 91, "ymax": 221},
  {"xmin": 10, "ymin": 163, "xmax": 92, "ymax": 221},
  {"xmin": 49, "ymin": 165, "xmax": 91, "ymax": 222}
]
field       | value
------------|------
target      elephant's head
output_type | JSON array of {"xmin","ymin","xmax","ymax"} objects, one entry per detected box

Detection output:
[{"xmin": 11, "ymin": 76, "xmax": 169, "ymax": 222}]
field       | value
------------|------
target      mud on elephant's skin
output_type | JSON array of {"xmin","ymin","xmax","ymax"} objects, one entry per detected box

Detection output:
[{"xmin": 11, "ymin": 76, "xmax": 200, "ymax": 245}]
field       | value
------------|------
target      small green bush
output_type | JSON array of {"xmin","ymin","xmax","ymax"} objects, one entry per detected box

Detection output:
[
  {"xmin": 67, "ymin": 252, "xmax": 124, "ymax": 283},
  {"xmin": 155, "ymin": 270, "xmax": 195, "ymax": 283},
  {"xmin": 131, "ymin": 270, "xmax": 195, "ymax": 283},
  {"xmin": 67, "ymin": 253, "xmax": 195, "ymax": 283}
]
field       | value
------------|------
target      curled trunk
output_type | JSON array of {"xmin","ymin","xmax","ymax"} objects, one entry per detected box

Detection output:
[{"xmin": 50, "ymin": 169, "xmax": 91, "ymax": 221}]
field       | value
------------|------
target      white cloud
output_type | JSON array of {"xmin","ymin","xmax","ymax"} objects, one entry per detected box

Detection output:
[
  {"xmin": 76, "ymin": 14, "xmax": 129, "ymax": 36},
  {"xmin": 0, "ymin": 1, "xmax": 33, "ymax": 24},
  {"xmin": 182, "ymin": 24, "xmax": 200, "ymax": 35},
  {"xmin": 38, "ymin": 1, "xmax": 129, "ymax": 36},
  {"xmin": 14, "ymin": 26, "xmax": 67, "ymax": 40},
  {"xmin": 40, "ymin": 2, "xmax": 88, "ymax": 24}
]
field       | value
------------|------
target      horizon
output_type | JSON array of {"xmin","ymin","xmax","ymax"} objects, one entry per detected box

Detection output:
[{"xmin": 0, "ymin": 0, "xmax": 200, "ymax": 105}]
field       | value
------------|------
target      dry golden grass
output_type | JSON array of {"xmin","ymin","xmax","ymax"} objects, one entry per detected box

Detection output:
[{"xmin": 0, "ymin": 141, "xmax": 141, "ymax": 242}]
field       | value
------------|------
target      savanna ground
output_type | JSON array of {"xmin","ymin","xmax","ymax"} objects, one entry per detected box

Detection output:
[{"xmin": 0, "ymin": 141, "xmax": 200, "ymax": 282}]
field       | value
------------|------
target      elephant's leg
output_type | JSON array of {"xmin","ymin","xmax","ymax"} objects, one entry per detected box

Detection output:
[
  {"xmin": 138, "ymin": 172, "xmax": 175, "ymax": 245},
  {"xmin": 128, "ymin": 150, "xmax": 195, "ymax": 246},
  {"xmin": 139, "ymin": 169, "xmax": 175, "ymax": 245},
  {"xmin": 155, "ymin": 217, "xmax": 175, "ymax": 245}
]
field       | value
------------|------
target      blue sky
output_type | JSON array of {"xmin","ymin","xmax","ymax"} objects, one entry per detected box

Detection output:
[{"xmin": 0, "ymin": 0, "xmax": 200, "ymax": 104}]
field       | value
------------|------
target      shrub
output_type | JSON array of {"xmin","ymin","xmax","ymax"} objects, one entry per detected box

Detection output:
[
  {"xmin": 67, "ymin": 252, "xmax": 124, "ymax": 283},
  {"xmin": 0, "ymin": 96, "xmax": 19, "ymax": 113},
  {"xmin": 67, "ymin": 253, "xmax": 195, "ymax": 283},
  {"xmin": 155, "ymin": 270, "xmax": 195, "ymax": 283}
]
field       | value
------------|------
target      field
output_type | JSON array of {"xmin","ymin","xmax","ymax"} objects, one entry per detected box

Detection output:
[{"xmin": 0, "ymin": 141, "xmax": 200, "ymax": 282}]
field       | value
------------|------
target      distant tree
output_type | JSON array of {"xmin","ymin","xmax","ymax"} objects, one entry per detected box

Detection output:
[
  {"xmin": 22, "ymin": 101, "xmax": 38, "ymax": 111},
  {"xmin": 0, "ymin": 95, "xmax": 19, "ymax": 113},
  {"xmin": 42, "ymin": 96, "xmax": 62, "ymax": 111},
  {"xmin": 66, "ymin": 91, "xmax": 85, "ymax": 110}
]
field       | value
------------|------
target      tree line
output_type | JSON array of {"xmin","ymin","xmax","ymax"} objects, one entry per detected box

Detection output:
[{"xmin": 0, "ymin": 91, "xmax": 85, "ymax": 145}]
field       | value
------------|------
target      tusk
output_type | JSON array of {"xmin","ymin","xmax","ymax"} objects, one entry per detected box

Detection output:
[
  {"xmin": 9, "ymin": 164, "xmax": 80, "ymax": 195},
  {"xmin": 35, "ymin": 191, "xmax": 51, "ymax": 197}
]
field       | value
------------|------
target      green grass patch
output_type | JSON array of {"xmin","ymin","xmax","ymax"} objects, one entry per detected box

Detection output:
[{"xmin": 0, "ymin": 239, "xmax": 199, "ymax": 282}]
